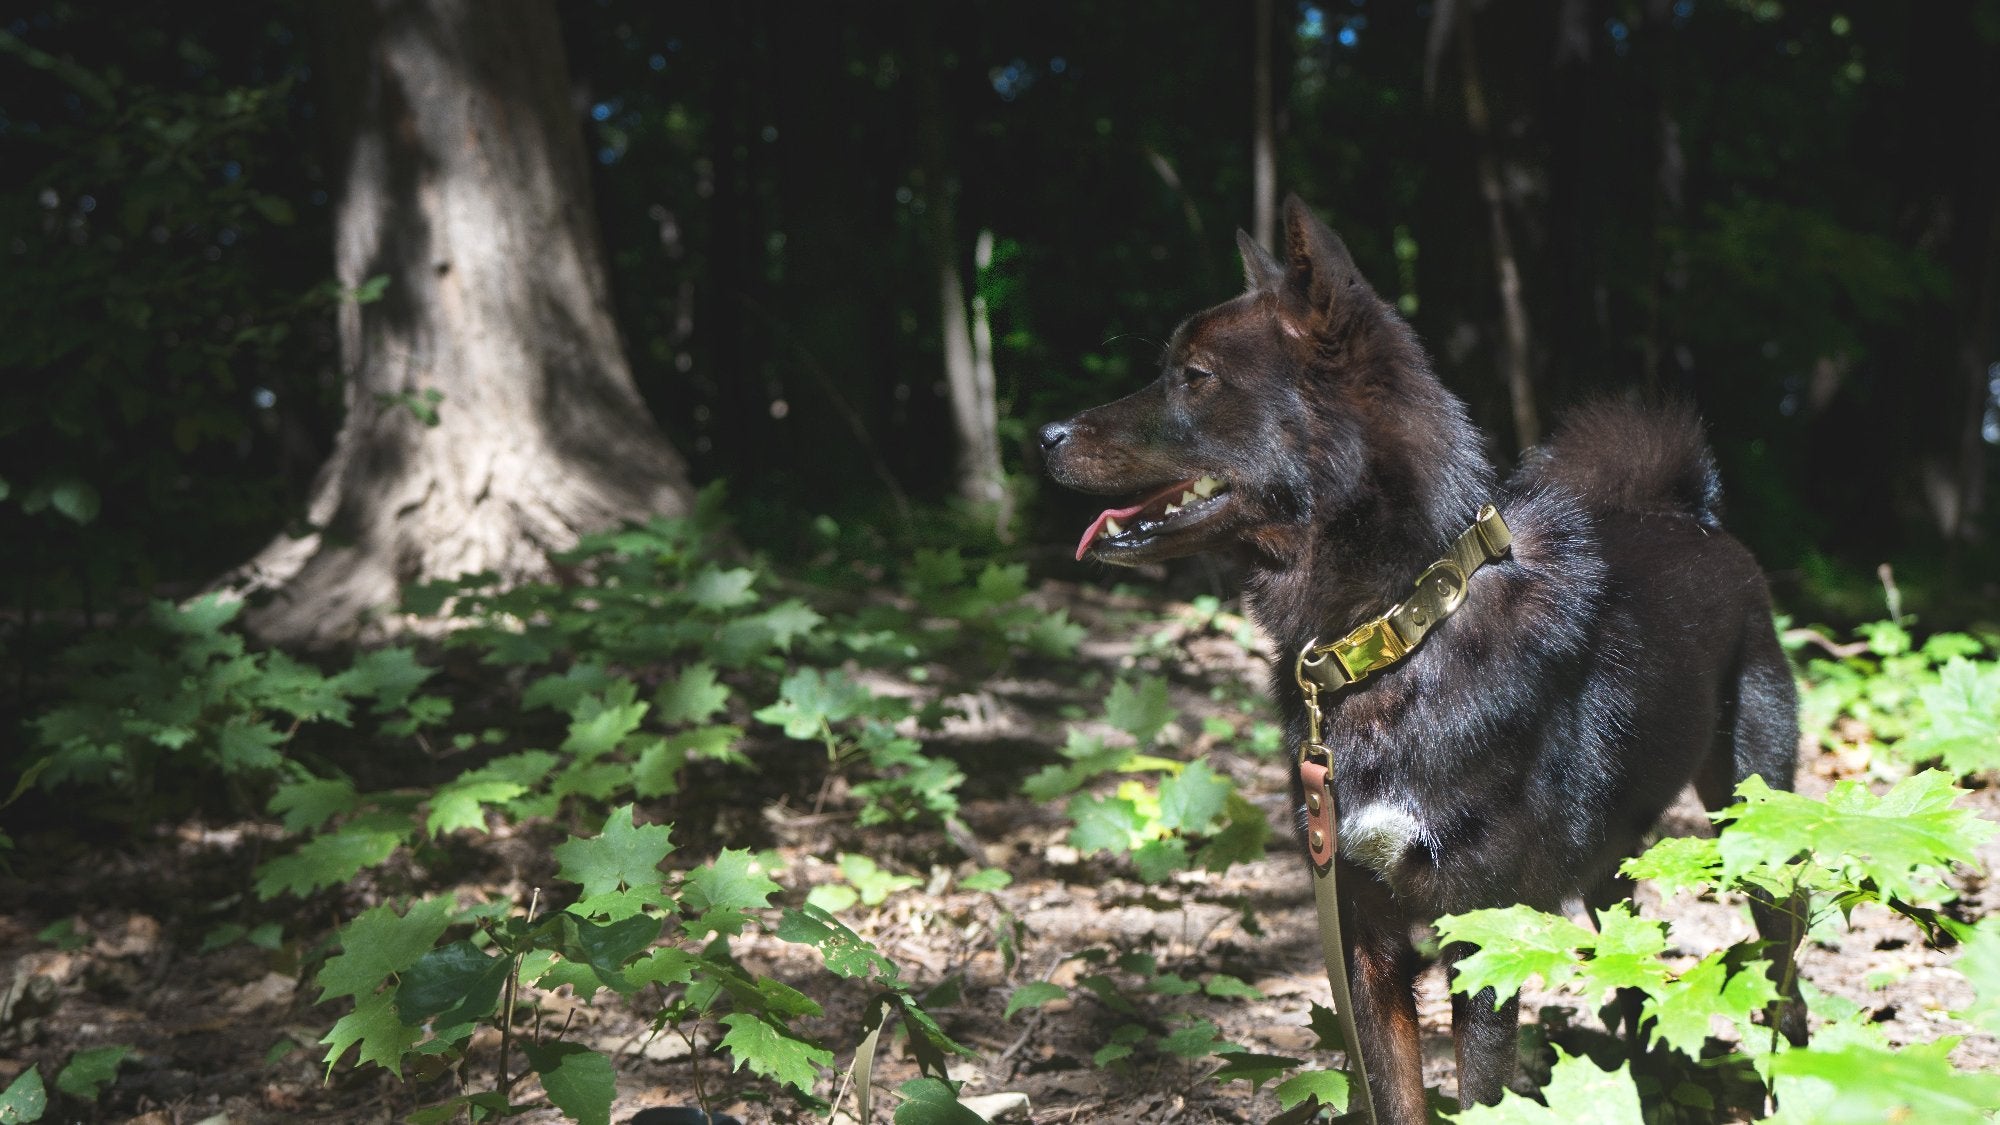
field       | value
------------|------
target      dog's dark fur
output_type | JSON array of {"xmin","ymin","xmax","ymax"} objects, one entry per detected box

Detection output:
[{"xmin": 1040, "ymin": 197, "xmax": 1804, "ymax": 1123}]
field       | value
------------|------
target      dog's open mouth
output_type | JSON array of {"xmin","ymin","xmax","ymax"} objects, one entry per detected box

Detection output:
[{"xmin": 1075, "ymin": 474, "xmax": 1231, "ymax": 561}]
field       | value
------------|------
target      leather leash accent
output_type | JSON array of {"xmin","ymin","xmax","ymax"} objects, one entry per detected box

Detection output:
[{"xmin": 1289, "ymin": 503, "xmax": 1513, "ymax": 1125}]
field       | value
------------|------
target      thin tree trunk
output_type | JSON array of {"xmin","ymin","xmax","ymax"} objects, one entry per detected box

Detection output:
[
  {"xmin": 912, "ymin": 12, "xmax": 1008, "ymax": 522},
  {"xmin": 223, "ymin": 0, "xmax": 694, "ymax": 647},
  {"xmin": 1457, "ymin": 17, "xmax": 1540, "ymax": 452},
  {"xmin": 1252, "ymin": 0, "xmax": 1277, "ymax": 251}
]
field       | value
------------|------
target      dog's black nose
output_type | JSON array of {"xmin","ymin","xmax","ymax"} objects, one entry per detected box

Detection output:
[{"xmin": 1038, "ymin": 420, "xmax": 1073, "ymax": 453}]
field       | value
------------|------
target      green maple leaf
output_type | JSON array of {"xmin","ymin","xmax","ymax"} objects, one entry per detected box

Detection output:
[
  {"xmin": 775, "ymin": 905, "xmax": 899, "ymax": 982},
  {"xmin": 561, "ymin": 685, "xmax": 649, "ymax": 759},
  {"xmin": 0, "ymin": 1066, "xmax": 46, "ymax": 1124},
  {"xmin": 256, "ymin": 820, "xmax": 407, "ymax": 899},
  {"xmin": 754, "ymin": 668, "xmax": 867, "ymax": 740},
  {"xmin": 395, "ymin": 941, "xmax": 508, "ymax": 1027},
  {"xmin": 1906, "ymin": 657, "xmax": 2000, "ymax": 773},
  {"xmin": 1205, "ymin": 974, "xmax": 1264, "ymax": 1000},
  {"xmin": 1158, "ymin": 760, "xmax": 1231, "ymax": 834},
  {"xmin": 1575, "ymin": 904, "xmax": 1671, "ymax": 998},
  {"xmin": 894, "ymin": 1077, "xmax": 986, "ymax": 1125},
  {"xmin": 1104, "ymin": 676, "xmax": 1172, "ymax": 745},
  {"xmin": 1066, "ymin": 793, "xmax": 1143, "ymax": 854},
  {"xmin": 1196, "ymin": 794, "xmax": 1271, "ymax": 871},
  {"xmin": 267, "ymin": 776, "xmax": 358, "ymax": 834},
  {"xmin": 1718, "ymin": 771, "xmax": 1993, "ymax": 903},
  {"xmin": 1767, "ymin": 1038, "xmax": 2000, "ymax": 1125},
  {"xmin": 687, "ymin": 565, "xmax": 759, "ymax": 610},
  {"xmin": 753, "ymin": 599, "xmax": 824, "ymax": 649},
  {"xmin": 54, "ymin": 1045, "xmax": 131, "ymax": 1100},
  {"xmin": 424, "ymin": 779, "xmax": 525, "ymax": 837},
  {"xmin": 719, "ymin": 1012, "xmax": 832, "ymax": 1093},
  {"xmin": 1435, "ymin": 905, "xmax": 1594, "ymax": 1006},
  {"xmin": 632, "ymin": 738, "xmax": 687, "ymax": 798},
  {"xmin": 1620, "ymin": 834, "xmax": 1721, "ymax": 896},
  {"xmin": 682, "ymin": 847, "xmax": 780, "ymax": 936},
  {"xmin": 1273, "ymin": 1068, "xmax": 1350, "ymax": 1113},
  {"xmin": 654, "ymin": 662, "xmax": 730, "ymax": 725},
  {"xmin": 316, "ymin": 897, "xmax": 457, "ymax": 1002},
  {"xmin": 321, "ymin": 989, "xmax": 422, "ymax": 1076},
  {"xmin": 1640, "ymin": 951, "xmax": 1777, "ymax": 1056},
  {"xmin": 1950, "ymin": 914, "xmax": 2000, "ymax": 1035},
  {"xmin": 1212, "ymin": 1052, "xmax": 1299, "ymax": 1094},
  {"xmin": 1445, "ymin": 1048, "xmax": 1642, "ymax": 1123},
  {"xmin": 1159, "ymin": 1019, "xmax": 1236, "ymax": 1058},
  {"xmin": 552, "ymin": 806, "xmax": 675, "ymax": 898},
  {"xmin": 1131, "ymin": 836, "xmax": 1190, "ymax": 882},
  {"xmin": 836, "ymin": 854, "xmax": 920, "ymax": 906},
  {"xmin": 341, "ymin": 645, "xmax": 435, "ymax": 712},
  {"xmin": 521, "ymin": 1042, "xmax": 615, "ymax": 1125},
  {"xmin": 521, "ymin": 662, "xmax": 617, "ymax": 713},
  {"xmin": 1004, "ymin": 981, "xmax": 1066, "ymax": 1018},
  {"xmin": 217, "ymin": 718, "xmax": 286, "ymax": 772}
]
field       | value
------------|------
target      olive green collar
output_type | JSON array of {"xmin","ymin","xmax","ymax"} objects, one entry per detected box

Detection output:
[{"xmin": 1295, "ymin": 504, "xmax": 1513, "ymax": 694}]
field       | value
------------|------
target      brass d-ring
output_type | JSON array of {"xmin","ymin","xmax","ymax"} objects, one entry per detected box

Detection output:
[{"xmin": 1413, "ymin": 559, "xmax": 1468, "ymax": 615}]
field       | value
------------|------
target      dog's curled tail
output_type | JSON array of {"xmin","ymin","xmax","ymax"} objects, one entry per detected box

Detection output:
[{"xmin": 1521, "ymin": 400, "xmax": 1724, "ymax": 529}]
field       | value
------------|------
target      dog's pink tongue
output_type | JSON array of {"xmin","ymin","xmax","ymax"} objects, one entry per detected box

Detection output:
[{"xmin": 1076, "ymin": 501, "xmax": 1150, "ymax": 561}]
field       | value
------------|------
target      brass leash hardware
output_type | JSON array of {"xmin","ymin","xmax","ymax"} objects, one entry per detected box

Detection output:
[{"xmin": 1294, "ymin": 638, "xmax": 1333, "ymax": 766}]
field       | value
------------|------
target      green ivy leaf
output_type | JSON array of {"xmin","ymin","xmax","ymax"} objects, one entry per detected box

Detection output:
[
  {"xmin": 1446, "ymin": 1048, "xmax": 1641, "ymax": 1123},
  {"xmin": 654, "ymin": 662, "xmax": 730, "ymax": 725},
  {"xmin": 521, "ymin": 1042, "xmax": 615, "ymax": 1125},
  {"xmin": 1004, "ymin": 981, "xmax": 1067, "ymax": 1019},
  {"xmin": 718, "ymin": 1012, "xmax": 832, "ymax": 1094},
  {"xmin": 1104, "ymin": 676, "xmax": 1172, "ymax": 746},
  {"xmin": 551, "ymin": 806, "xmax": 675, "ymax": 898},
  {"xmin": 316, "ymin": 897, "xmax": 457, "ymax": 1002},
  {"xmin": 1435, "ymin": 905, "xmax": 1594, "ymax": 1005},
  {"xmin": 321, "ymin": 989, "xmax": 421, "ymax": 1076},
  {"xmin": 1158, "ymin": 760, "xmax": 1231, "ymax": 834},
  {"xmin": 54, "ymin": 1045, "xmax": 130, "ymax": 1100},
  {"xmin": 0, "ymin": 1067, "xmax": 46, "ymax": 1124}
]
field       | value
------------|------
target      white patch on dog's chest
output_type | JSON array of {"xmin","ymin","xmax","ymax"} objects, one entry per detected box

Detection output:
[{"xmin": 1339, "ymin": 801, "xmax": 1424, "ymax": 882}]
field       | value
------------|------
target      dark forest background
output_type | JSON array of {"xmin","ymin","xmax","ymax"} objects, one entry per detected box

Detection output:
[{"xmin": 4, "ymin": 0, "xmax": 1997, "ymax": 637}]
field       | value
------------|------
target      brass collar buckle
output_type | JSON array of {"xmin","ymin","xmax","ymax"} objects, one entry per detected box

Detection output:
[{"xmin": 1291, "ymin": 503, "xmax": 1512, "ymax": 763}]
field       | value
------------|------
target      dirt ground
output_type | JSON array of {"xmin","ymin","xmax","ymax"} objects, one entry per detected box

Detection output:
[{"xmin": 1, "ymin": 582, "xmax": 1994, "ymax": 1124}]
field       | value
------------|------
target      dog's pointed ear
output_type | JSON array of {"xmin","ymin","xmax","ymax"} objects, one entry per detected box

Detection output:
[
  {"xmin": 1281, "ymin": 194, "xmax": 1371, "ymax": 311},
  {"xmin": 1236, "ymin": 229, "xmax": 1285, "ymax": 293}
]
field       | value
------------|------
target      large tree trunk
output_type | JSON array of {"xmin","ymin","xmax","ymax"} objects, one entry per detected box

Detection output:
[
  {"xmin": 224, "ymin": 0, "xmax": 694, "ymax": 647},
  {"xmin": 912, "ymin": 9, "xmax": 1009, "ymax": 530},
  {"xmin": 1457, "ymin": 15, "xmax": 1540, "ymax": 453}
]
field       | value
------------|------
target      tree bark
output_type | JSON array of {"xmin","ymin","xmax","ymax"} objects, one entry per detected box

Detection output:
[
  {"xmin": 1457, "ymin": 16, "xmax": 1540, "ymax": 453},
  {"xmin": 912, "ymin": 11, "xmax": 1008, "ymax": 526},
  {"xmin": 1252, "ymin": 0, "xmax": 1277, "ymax": 251},
  {"xmin": 223, "ymin": 0, "xmax": 694, "ymax": 647}
]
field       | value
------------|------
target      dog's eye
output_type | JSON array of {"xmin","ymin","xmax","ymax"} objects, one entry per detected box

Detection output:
[{"xmin": 1183, "ymin": 365, "xmax": 1215, "ymax": 386}]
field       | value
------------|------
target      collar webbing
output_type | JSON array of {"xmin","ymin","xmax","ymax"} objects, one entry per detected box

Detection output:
[{"xmin": 1296, "ymin": 504, "xmax": 1513, "ymax": 693}]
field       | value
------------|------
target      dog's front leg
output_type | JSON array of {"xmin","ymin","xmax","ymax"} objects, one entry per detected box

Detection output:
[
  {"xmin": 1342, "ymin": 869, "xmax": 1428, "ymax": 1125},
  {"xmin": 1442, "ymin": 940, "xmax": 1520, "ymax": 1107}
]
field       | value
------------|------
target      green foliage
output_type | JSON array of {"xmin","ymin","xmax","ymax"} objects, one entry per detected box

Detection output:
[
  {"xmin": 1441, "ymin": 771, "xmax": 1998, "ymax": 1119},
  {"xmin": 1445, "ymin": 1049, "xmax": 1644, "ymax": 1124},
  {"xmin": 1795, "ymin": 622, "xmax": 2000, "ymax": 773},
  {"xmin": 0, "ymin": 1067, "xmax": 46, "ymax": 1125}
]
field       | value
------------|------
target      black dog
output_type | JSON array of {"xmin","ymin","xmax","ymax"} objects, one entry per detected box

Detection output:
[{"xmin": 1040, "ymin": 197, "xmax": 1803, "ymax": 1122}]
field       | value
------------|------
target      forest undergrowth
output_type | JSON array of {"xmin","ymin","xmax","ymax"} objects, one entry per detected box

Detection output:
[{"xmin": 3, "ymin": 497, "xmax": 1999, "ymax": 1124}]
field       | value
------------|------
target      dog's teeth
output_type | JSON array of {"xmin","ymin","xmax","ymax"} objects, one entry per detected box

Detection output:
[
  {"xmin": 1103, "ymin": 517, "xmax": 1124, "ymax": 536},
  {"xmin": 1193, "ymin": 476, "xmax": 1221, "ymax": 498},
  {"xmin": 1179, "ymin": 490, "xmax": 1198, "ymax": 505},
  {"xmin": 1163, "ymin": 503, "xmax": 1181, "ymax": 516}
]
